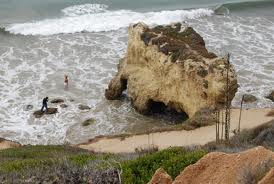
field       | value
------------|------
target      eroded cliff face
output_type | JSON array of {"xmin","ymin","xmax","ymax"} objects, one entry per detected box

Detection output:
[
  {"xmin": 105, "ymin": 22, "xmax": 238, "ymax": 117},
  {"xmin": 148, "ymin": 146, "xmax": 274, "ymax": 184},
  {"xmin": 0, "ymin": 138, "xmax": 21, "ymax": 150}
]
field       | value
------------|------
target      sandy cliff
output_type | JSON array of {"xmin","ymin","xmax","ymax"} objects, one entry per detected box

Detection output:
[
  {"xmin": 149, "ymin": 146, "xmax": 274, "ymax": 184},
  {"xmin": 0, "ymin": 138, "xmax": 21, "ymax": 150}
]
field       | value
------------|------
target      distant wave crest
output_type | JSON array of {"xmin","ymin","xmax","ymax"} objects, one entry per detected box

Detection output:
[
  {"xmin": 4, "ymin": 4, "xmax": 213, "ymax": 36},
  {"xmin": 62, "ymin": 4, "xmax": 109, "ymax": 16},
  {"xmin": 214, "ymin": 0, "xmax": 274, "ymax": 15}
]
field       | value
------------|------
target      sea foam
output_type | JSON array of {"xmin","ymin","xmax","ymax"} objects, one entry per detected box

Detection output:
[
  {"xmin": 62, "ymin": 4, "xmax": 109, "ymax": 16},
  {"xmin": 5, "ymin": 4, "xmax": 213, "ymax": 35}
]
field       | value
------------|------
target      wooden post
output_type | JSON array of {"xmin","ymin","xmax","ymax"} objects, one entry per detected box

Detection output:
[
  {"xmin": 215, "ymin": 111, "xmax": 218, "ymax": 143},
  {"xmin": 215, "ymin": 111, "xmax": 217, "ymax": 142},
  {"xmin": 215, "ymin": 109, "xmax": 221, "ymax": 143},
  {"xmin": 148, "ymin": 133, "xmax": 150, "ymax": 153},
  {"xmin": 225, "ymin": 53, "xmax": 231, "ymax": 141},
  {"xmin": 238, "ymin": 95, "xmax": 245, "ymax": 133},
  {"xmin": 221, "ymin": 110, "xmax": 224, "ymax": 141},
  {"xmin": 217, "ymin": 110, "xmax": 220, "ymax": 142}
]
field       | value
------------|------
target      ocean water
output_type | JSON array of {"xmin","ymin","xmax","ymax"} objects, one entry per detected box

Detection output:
[{"xmin": 0, "ymin": 0, "xmax": 273, "ymax": 145}]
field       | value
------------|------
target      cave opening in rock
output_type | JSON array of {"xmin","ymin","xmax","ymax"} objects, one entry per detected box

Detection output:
[
  {"xmin": 147, "ymin": 100, "xmax": 189, "ymax": 124},
  {"xmin": 120, "ymin": 79, "xmax": 130, "ymax": 101},
  {"xmin": 121, "ymin": 79, "xmax": 128, "ymax": 91}
]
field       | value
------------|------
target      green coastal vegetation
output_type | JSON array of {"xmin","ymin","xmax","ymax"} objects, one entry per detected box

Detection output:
[
  {"xmin": 0, "ymin": 146, "xmax": 205, "ymax": 183},
  {"xmin": 0, "ymin": 120, "xmax": 273, "ymax": 183}
]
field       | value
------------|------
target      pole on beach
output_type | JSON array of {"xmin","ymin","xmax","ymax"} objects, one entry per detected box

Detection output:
[
  {"xmin": 215, "ymin": 104, "xmax": 221, "ymax": 143},
  {"xmin": 238, "ymin": 95, "xmax": 245, "ymax": 133},
  {"xmin": 225, "ymin": 53, "xmax": 231, "ymax": 141},
  {"xmin": 148, "ymin": 133, "xmax": 150, "ymax": 153},
  {"xmin": 215, "ymin": 110, "xmax": 220, "ymax": 143},
  {"xmin": 215, "ymin": 111, "xmax": 218, "ymax": 142},
  {"xmin": 217, "ymin": 110, "xmax": 220, "ymax": 142},
  {"xmin": 221, "ymin": 110, "xmax": 224, "ymax": 141}
]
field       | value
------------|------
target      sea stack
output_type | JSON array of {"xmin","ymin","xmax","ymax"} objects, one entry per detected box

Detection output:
[{"xmin": 105, "ymin": 22, "xmax": 238, "ymax": 118}]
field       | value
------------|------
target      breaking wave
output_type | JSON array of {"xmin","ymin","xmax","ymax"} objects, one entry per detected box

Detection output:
[
  {"xmin": 62, "ymin": 4, "xmax": 109, "ymax": 16},
  {"xmin": 214, "ymin": 0, "xmax": 274, "ymax": 15},
  {"xmin": 4, "ymin": 4, "xmax": 213, "ymax": 35}
]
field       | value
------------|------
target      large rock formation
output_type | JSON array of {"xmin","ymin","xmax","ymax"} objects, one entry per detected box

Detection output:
[
  {"xmin": 105, "ymin": 22, "xmax": 238, "ymax": 117},
  {"xmin": 149, "ymin": 146, "xmax": 274, "ymax": 184},
  {"xmin": 173, "ymin": 146, "xmax": 274, "ymax": 184},
  {"xmin": 259, "ymin": 167, "xmax": 274, "ymax": 184}
]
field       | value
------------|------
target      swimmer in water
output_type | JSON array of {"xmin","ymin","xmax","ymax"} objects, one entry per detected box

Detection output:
[{"xmin": 64, "ymin": 75, "xmax": 68, "ymax": 88}]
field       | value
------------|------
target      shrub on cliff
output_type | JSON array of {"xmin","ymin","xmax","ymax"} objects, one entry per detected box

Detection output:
[
  {"xmin": 0, "ymin": 146, "xmax": 205, "ymax": 183},
  {"xmin": 203, "ymin": 119, "xmax": 274, "ymax": 153},
  {"xmin": 0, "ymin": 145, "xmax": 122, "ymax": 183},
  {"xmin": 121, "ymin": 148, "xmax": 206, "ymax": 184}
]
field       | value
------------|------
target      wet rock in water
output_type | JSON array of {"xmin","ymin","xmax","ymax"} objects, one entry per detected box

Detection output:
[
  {"xmin": 78, "ymin": 104, "xmax": 91, "ymax": 110},
  {"xmin": 33, "ymin": 108, "xmax": 58, "ymax": 118},
  {"xmin": 33, "ymin": 111, "xmax": 44, "ymax": 118},
  {"xmin": 266, "ymin": 91, "xmax": 274, "ymax": 102},
  {"xmin": 24, "ymin": 105, "xmax": 33, "ymax": 111},
  {"xmin": 50, "ymin": 98, "xmax": 64, "ymax": 104},
  {"xmin": 45, "ymin": 108, "xmax": 58, "ymax": 114},
  {"xmin": 243, "ymin": 94, "xmax": 257, "ymax": 103},
  {"xmin": 105, "ymin": 22, "xmax": 238, "ymax": 118},
  {"xmin": 81, "ymin": 118, "xmax": 96, "ymax": 126},
  {"xmin": 60, "ymin": 104, "xmax": 68, "ymax": 108}
]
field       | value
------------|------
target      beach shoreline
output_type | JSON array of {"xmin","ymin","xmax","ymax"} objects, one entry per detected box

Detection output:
[
  {"xmin": 77, "ymin": 108, "xmax": 274, "ymax": 153},
  {"xmin": 2, "ymin": 108, "xmax": 272, "ymax": 152}
]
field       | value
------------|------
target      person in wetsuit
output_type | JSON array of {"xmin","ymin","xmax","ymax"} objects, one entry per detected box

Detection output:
[{"xmin": 41, "ymin": 97, "xmax": 48, "ymax": 112}]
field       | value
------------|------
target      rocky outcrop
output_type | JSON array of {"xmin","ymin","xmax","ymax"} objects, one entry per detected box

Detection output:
[
  {"xmin": 148, "ymin": 147, "xmax": 274, "ymax": 184},
  {"xmin": 33, "ymin": 108, "xmax": 58, "ymax": 118},
  {"xmin": 60, "ymin": 104, "xmax": 68, "ymax": 108},
  {"xmin": 148, "ymin": 168, "xmax": 173, "ymax": 184},
  {"xmin": 78, "ymin": 104, "xmax": 91, "ymax": 110},
  {"xmin": 243, "ymin": 94, "xmax": 257, "ymax": 103},
  {"xmin": 259, "ymin": 167, "xmax": 274, "ymax": 184},
  {"xmin": 50, "ymin": 98, "xmax": 65, "ymax": 104},
  {"xmin": 0, "ymin": 138, "xmax": 21, "ymax": 150},
  {"xmin": 266, "ymin": 90, "xmax": 274, "ymax": 102},
  {"xmin": 82, "ymin": 118, "xmax": 96, "ymax": 127},
  {"xmin": 173, "ymin": 146, "xmax": 274, "ymax": 184},
  {"xmin": 24, "ymin": 104, "xmax": 33, "ymax": 111},
  {"xmin": 105, "ymin": 22, "xmax": 238, "ymax": 117}
]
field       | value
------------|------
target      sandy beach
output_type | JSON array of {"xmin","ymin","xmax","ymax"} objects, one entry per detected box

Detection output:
[{"xmin": 78, "ymin": 108, "xmax": 274, "ymax": 153}]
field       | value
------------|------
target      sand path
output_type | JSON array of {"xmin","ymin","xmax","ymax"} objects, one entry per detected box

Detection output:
[{"xmin": 78, "ymin": 108, "xmax": 274, "ymax": 153}]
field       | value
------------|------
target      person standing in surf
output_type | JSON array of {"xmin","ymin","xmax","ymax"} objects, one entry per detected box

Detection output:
[
  {"xmin": 64, "ymin": 75, "xmax": 69, "ymax": 89},
  {"xmin": 41, "ymin": 97, "xmax": 49, "ymax": 112}
]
